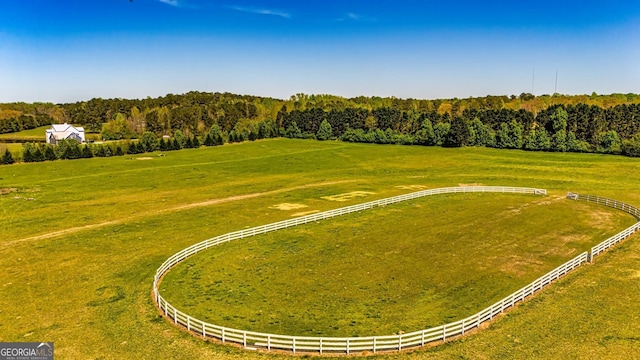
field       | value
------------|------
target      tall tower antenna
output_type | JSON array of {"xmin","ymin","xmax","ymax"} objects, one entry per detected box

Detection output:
[
  {"xmin": 531, "ymin": 67, "xmax": 535, "ymax": 94},
  {"xmin": 554, "ymin": 69, "xmax": 558, "ymax": 94}
]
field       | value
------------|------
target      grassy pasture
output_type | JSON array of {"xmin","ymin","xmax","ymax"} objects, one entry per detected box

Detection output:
[
  {"xmin": 1, "ymin": 138, "xmax": 640, "ymax": 359},
  {"xmin": 0, "ymin": 125, "xmax": 50, "ymax": 141},
  {"xmin": 160, "ymin": 193, "xmax": 633, "ymax": 338}
]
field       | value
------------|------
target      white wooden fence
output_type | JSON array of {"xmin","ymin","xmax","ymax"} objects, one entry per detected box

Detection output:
[
  {"xmin": 566, "ymin": 192, "xmax": 640, "ymax": 261},
  {"xmin": 152, "ymin": 186, "xmax": 638, "ymax": 354}
]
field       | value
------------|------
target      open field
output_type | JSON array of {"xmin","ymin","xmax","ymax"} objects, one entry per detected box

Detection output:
[
  {"xmin": 0, "ymin": 142, "xmax": 22, "ymax": 154},
  {"xmin": 1, "ymin": 138, "xmax": 640, "ymax": 359},
  {"xmin": 160, "ymin": 193, "xmax": 633, "ymax": 338},
  {"xmin": 0, "ymin": 125, "xmax": 50, "ymax": 141}
]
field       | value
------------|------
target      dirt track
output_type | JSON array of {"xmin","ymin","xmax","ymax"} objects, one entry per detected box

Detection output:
[{"xmin": 4, "ymin": 179, "xmax": 356, "ymax": 248}]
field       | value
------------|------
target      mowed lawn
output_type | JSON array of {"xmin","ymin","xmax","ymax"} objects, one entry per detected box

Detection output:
[
  {"xmin": 160, "ymin": 193, "xmax": 633, "ymax": 338},
  {"xmin": 1, "ymin": 138, "xmax": 640, "ymax": 359}
]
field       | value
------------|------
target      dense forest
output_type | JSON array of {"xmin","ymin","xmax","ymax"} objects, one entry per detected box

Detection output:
[{"xmin": 1, "ymin": 91, "xmax": 640, "ymax": 165}]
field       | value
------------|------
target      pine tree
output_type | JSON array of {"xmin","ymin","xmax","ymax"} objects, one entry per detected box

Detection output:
[
  {"xmin": 44, "ymin": 146, "xmax": 57, "ymax": 161},
  {"xmin": 159, "ymin": 138, "xmax": 167, "ymax": 151},
  {"xmin": 33, "ymin": 147, "xmax": 44, "ymax": 162},
  {"xmin": 127, "ymin": 142, "xmax": 138, "ymax": 155},
  {"xmin": 1, "ymin": 148, "xmax": 14, "ymax": 165},
  {"xmin": 22, "ymin": 144, "xmax": 35, "ymax": 162},
  {"xmin": 81, "ymin": 145, "xmax": 94, "ymax": 158},
  {"xmin": 444, "ymin": 117, "xmax": 470, "ymax": 147},
  {"xmin": 316, "ymin": 119, "xmax": 333, "ymax": 140},
  {"xmin": 94, "ymin": 145, "xmax": 106, "ymax": 157},
  {"xmin": 203, "ymin": 133, "xmax": 213, "ymax": 146}
]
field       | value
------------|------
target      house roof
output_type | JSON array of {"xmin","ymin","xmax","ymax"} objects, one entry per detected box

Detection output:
[{"xmin": 48, "ymin": 123, "xmax": 84, "ymax": 133}]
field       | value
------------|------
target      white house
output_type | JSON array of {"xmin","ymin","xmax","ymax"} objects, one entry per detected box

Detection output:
[{"xmin": 46, "ymin": 123, "xmax": 86, "ymax": 145}]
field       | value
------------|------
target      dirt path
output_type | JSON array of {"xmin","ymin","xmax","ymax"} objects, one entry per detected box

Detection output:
[{"xmin": 3, "ymin": 180, "xmax": 356, "ymax": 248}]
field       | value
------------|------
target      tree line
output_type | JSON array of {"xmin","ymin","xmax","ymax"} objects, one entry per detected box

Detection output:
[
  {"xmin": 277, "ymin": 104, "xmax": 640, "ymax": 156},
  {"xmin": 2, "ymin": 91, "xmax": 640, "ymax": 166},
  {"xmin": 0, "ymin": 113, "xmax": 54, "ymax": 134}
]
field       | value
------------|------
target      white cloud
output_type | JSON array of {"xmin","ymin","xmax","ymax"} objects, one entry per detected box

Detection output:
[
  {"xmin": 228, "ymin": 6, "xmax": 290, "ymax": 19},
  {"xmin": 158, "ymin": 0, "xmax": 180, "ymax": 7},
  {"xmin": 343, "ymin": 12, "xmax": 376, "ymax": 22}
]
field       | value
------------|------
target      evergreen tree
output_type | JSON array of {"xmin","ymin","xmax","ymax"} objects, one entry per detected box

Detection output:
[
  {"xmin": 140, "ymin": 131, "xmax": 159, "ymax": 152},
  {"xmin": 44, "ymin": 145, "xmax": 57, "ymax": 161},
  {"xmin": 468, "ymin": 118, "xmax": 494, "ymax": 147},
  {"xmin": 94, "ymin": 145, "xmax": 106, "ymax": 157},
  {"xmin": 415, "ymin": 119, "xmax": 435, "ymax": 145},
  {"xmin": 192, "ymin": 135, "xmax": 200, "ymax": 148},
  {"xmin": 622, "ymin": 132, "xmax": 640, "ymax": 157},
  {"xmin": 433, "ymin": 122, "xmax": 450, "ymax": 146},
  {"xmin": 1, "ymin": 148, "xmax": 14, "ymax": 165},
  {"xmin": 208, "ymin": 124, "xmax": 224, "ymax": 145},
  {"xmin": 33, "ymin": 147, "xmax": 45, "ymax": 162},
  {"xmin": 81, "ymin": 145, "xmax": 94, "ymax": 158},
  {"xmin": 174, "ymin": 130, "xmax": 186, "ymax": 148},
  {"xmin": 159, "ymin": 138, "xmax": 167, "ymax": 151},
  {"xmin": 551, "ymin": 129, "xmax": 567, "ymax": 152},
  {"xmin": 127, "ymin": 142, "xmax": 138, "ymax": 154},
  {"xmin": 316, "ymin": 119, "xmax": 333, "ymax": 140},
  {"xmin": 596, "ymin": 130, "xmax": 622, "ymax": 154},
  {"xmin": 115, "ymin": 146, "xmax": 124, "ymax": 156},
  {"xmin": 444, "ymin": 116, "xmax": 470, "ymax": 147},
  {"xmin": 567, "ymin": 131, "xmax": 591, "ymax": 152},
  {"xmin": 22, "ymin": 143, "xmax": 35, "ymax": 162},
  {"xmin": 203, "ymin": 133, "xmax": 213, "ymax": 146},
  {"xmin": 496, "ymin": 120, "xmax": 523, "ymax": 149},
  {"xmin": 285, "ymin": 121, "xmax": 302, "ymax": 138}
]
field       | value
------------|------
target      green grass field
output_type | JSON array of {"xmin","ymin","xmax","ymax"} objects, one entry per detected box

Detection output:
[
  {"xmin": 0, "ymin": 125, "xmax": 50, "ymax": 140},
  {"xmin": 1, "ymin": 138, "xmax": 640, "ymax": 359},
  {"xmin": 160, "ymin": 193, "xmax": 633, "ymax": 338}
]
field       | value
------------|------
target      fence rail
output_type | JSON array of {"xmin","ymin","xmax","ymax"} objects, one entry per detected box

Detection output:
[
  {"xmin": 566, "ymin": 192, "xmax": 640, "ymax": 260},
  {"xmin": 152, "ymin": 186, "xmax": 639, "ymax": 354}
]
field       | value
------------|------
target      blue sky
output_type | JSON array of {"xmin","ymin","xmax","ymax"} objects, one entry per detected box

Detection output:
[{"xmin": 1, "ymin": 0, "xmax": 638, "ymax": 103}]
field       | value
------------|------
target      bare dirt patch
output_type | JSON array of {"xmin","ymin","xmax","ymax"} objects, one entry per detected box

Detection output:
[
  {"xmin": 588, "ymin": 210, "xmax": 615, "ymax": 229},
  {"xmin": 458, "ymin": 183, "xmax": 485, "ymax": 187},
  {"xmin": 291, "ymin": 210, "xmax": 320, "ymax": 217},
  {"xmin": 395, "ymin": 185, "xmax": 428, "ymax": 190},
  {"xmin": 269, "ymin": 203, "xmax": 308, "ymax": 211},
  {"xmin": 0, "ymin": 187, "xmax": 18, "ymax": 196},
  {"xmin": 499, "ymin": 255, "xmax": 544, "ymax": 277},
  {"xmin": 4, "ymin": 179, "xmax": 357, "ymax": 248},
  {"xmin": 322, "ymin": 191, "xmax": 375, "ymax": 202},
  {"xmin": 135, "ymin": 157, "xmax": 154, "ymax": 160}
]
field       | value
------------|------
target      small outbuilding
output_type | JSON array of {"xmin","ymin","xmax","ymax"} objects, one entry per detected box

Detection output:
[{"xmin": 46, "ymin": 123, "xmax": 86, "ymax": 145}]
